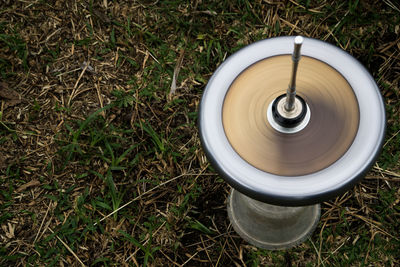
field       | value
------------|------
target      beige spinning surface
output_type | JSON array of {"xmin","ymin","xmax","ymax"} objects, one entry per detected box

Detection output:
[{"xmin": 222, "ymin": 55, "xmax": 360, "ymax": 176}]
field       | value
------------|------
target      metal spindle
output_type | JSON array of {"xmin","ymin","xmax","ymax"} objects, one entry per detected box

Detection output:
[{"xmin": 285, "ymin": 36, "xmax": 303, "ymax": 111}]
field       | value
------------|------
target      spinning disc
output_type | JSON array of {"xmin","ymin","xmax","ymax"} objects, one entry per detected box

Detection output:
[
  {"xmin": 199, "ymin": 37, "xmax": 385, "ymax": 206},
  {"xmin": 222, "ymin": 55, "xmax": 359, "ymax": 176}
]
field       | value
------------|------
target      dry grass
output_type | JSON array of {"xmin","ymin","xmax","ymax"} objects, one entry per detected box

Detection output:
[{"xmin": 0, "ymin": 0, "xmax": 399, "ymax": 266}]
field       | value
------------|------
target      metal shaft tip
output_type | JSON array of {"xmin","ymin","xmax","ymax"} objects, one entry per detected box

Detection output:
[{"xmin": 294, "ymin": 36, "xmax": 304, "ymax": 45}]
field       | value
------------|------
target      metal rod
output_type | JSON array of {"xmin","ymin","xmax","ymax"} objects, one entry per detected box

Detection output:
[{"xmin": 285, "ymin": 36, "xmax": 304, "ymax": 112}]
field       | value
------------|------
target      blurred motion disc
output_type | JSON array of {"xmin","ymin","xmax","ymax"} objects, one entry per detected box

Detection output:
[
  {"xmin": 200, "ymin": 36, "xmax": 385, "ymax": 205},
  {"xmin": 222, "ymin": 55, "xmax": 360, "ymax": 176}
]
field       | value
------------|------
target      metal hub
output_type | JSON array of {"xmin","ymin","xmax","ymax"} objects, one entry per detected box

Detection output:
[
  {"xmin": 267, "ymin": 96, "xmax": 311, "ymax": 134},
  {"xmin": 276, "ymin": 96, "xmax": 303, "ymax": 119},
  {"xmin": 269, "ymin": 94, "xmax": 309, "ymax": 132}
]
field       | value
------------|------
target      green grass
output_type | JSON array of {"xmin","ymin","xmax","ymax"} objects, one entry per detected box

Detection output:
[
  {"xmin": 0, "ymin": 23, "xmax": 28, "ymax": 78},
  {"xmin": 0, "ymin": 0, "xmax": 399, "ymax": 266}
]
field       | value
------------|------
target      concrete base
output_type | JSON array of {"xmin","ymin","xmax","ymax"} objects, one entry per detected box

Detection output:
[{"xmin": 227, "ymin": 189, "xmax": 320, "ymax": 250}]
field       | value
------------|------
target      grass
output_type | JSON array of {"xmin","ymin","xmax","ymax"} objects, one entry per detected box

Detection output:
[{"xmin": 0, "ymin": 0, "xmax": 399, "ymax": 266}]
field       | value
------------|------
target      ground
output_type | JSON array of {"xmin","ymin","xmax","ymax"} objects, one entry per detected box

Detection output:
[{"xmin": 0, "ymin": 0, "xmax": 399, "ymax": 266}]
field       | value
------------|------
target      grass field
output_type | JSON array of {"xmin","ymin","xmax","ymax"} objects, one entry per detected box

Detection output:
[{"xmin": 0, "ymin": 0, "xmax": 399, "ymax": 266}]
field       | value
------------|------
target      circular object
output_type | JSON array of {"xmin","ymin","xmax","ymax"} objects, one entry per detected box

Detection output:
[
  {"xmin": 267, "ymin": 99, "xmax": 311, "ymax": 134},
  {"xmin": 271, "ymin": 94, "xmax": 307, "ymax": 128},
  {"xmin": 199, "ymin": 36, "xmax": 385, "ymax": 206},
  {"xmin": 228, "ymin": 189, "xmax": 320, "ymax": 250},
  {"xmin": 267, "ymin": 98, "xmax": 311, "ymax": 134},
  {"xmin": 294, "ymin": 36, "xmax": 304, "ymax": 46},
  {"xmin": 223, "ymin": 55, "xmax": 359, "ymax": 176}
]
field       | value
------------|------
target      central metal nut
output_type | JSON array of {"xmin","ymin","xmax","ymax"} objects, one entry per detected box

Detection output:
[
  {"xmin": 267, "ymin": 94, "xmax": 311, "ymax": 134},
  {"xmin": 277, "ymin": 96, "xmax": 303, "ymax": 119}
]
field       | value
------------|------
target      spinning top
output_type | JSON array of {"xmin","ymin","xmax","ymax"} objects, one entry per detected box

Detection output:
[{"xmin": 199, "ymin": 36, "xmax": 385, "ymax": 249}]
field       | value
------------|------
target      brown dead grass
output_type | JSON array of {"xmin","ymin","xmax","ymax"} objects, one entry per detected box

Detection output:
[{"xmin": 0, "ymin": 0, "xmax": 399, "ymax": 266}]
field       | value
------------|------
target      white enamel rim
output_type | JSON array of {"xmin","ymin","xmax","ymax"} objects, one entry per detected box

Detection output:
[{"xmin": 199, "ymin": 36, "xmax": 386, "ymax": 206}]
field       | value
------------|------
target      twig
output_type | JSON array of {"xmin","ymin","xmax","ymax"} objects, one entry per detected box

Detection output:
[
  {"xmin": 383, "ymin": 0, "xmax": 400, "ymax": 12},
  {"xmin": 215, "ymin": 237, "xmax": 228, "ymax": 267},
  {"xmin": 309, "ymin": 237, "xmax": 326, "ymax": 267},
  {"xmin": 317, "ymin": 219, "xmax": 328, "ymax": 267},
  {"xmin": 48, "ymin": 228, "xmax": 86, "ymax": 267},
  {"xmin": 347, "ymin": 212, "xmax": 397, "ymax": 240},
  {"xmin": 364, "ymin": 230, "xmax": 379, "ymax": 265},
  {"xmin": 200, "ymin": 235, "xmax": 213, "ymax": 264},
  {"xmin": 322, "ymin": 10, "xmax": 349, "ymax": 42},
  {"xmin": 320, "ymin": 237, "xmax": 350, "ymax": 265},
  {"xmin": 169, "ymin": 48, "xmax": 185, "ymax": 98},
  {"xmin": 159, "ymin": 249, "xmax": 181, "ymax": 266},
  {"xmin": 181, "ymin": 250, "xmax": 200, "ymax": 266},
  {"xmin": 383, "ymin": 129, "xmax": 400, "ymax": 147},
  {"xmin": 288, "ymin": 0, "xmax": 324, "ymax": 13},
  {"xmin": 33, "ymin": 201, "xmax": 52, "ymax": 244},
  {"xmin": 186, "ymin": 231, "xmax": 234, "ymax": 248},
  {"xmin": 68, "ymin": 62, "xmax": 88, "ymax": 106},
  {"xmin": 373, "ymin": 166, "xmax": 400, "ymax": 178},
  {"xmin": 365, "ymin": 175, "xmax": 400, "ymax": 181},
  {"xmin": 94, "ymin": 81, "xmax": 105, "ymax": 118},
  {"xmin": 94, "ymin": 172, "xmax": 212, "ymax": 226}
]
